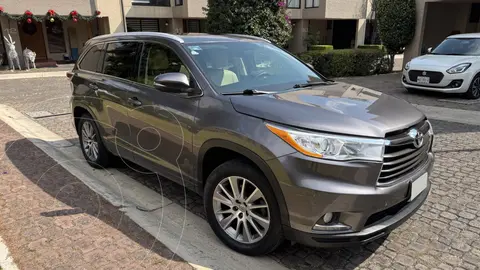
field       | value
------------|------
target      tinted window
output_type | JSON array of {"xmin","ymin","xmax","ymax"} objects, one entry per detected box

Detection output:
[
  {"xmin": 103, "ymin": 42, "xmax": 142, "ymax": 81},
  {"xmin": 79, "ymin": 44, "xmax": 103, "ymax": 72},
  {"xmin": 138, "ymin": 43, "xmax": 191, "ymax": 86},
  {"xmin": 183, "ymin": 42, "xmax": 323, "ymax": 94}
]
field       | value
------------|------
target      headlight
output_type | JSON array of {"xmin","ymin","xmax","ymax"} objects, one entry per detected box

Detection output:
[
  {"xmin": 404, "ymin": 61, "xmax": 411, "ymax": 70},
  {"xmin": 266, "ymin": 123, "xmax": 385, "ymax": 162},
  {"xmin": 447, "ymin": 63, "xmax": 471, "ymax": 74}
]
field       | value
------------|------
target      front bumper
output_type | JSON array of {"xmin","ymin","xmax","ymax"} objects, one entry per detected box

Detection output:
[
  {"xmin": 402, "ymin": 68, "xmax": 473, "ymax": 93},
  {"xmin": 283, "ymin": 182, "xmax": 430, "ymax": 247},
  {"xmin": 267, "ymin": 150, "xmax": 434, "ymax": 247}
]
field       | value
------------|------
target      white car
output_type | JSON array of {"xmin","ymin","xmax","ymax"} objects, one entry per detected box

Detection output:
[{"xmin": 402, "ymin": 33, "xmax": 480, "ymax": 99}]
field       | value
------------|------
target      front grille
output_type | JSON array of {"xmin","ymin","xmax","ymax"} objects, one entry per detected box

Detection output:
[
  {"xmin": 408, "ymin": 70, "xmax": 444, "ymax": 84},
  {"xmin": 379, "ymin": 120, "xmax": 431, "ymax": 184}
]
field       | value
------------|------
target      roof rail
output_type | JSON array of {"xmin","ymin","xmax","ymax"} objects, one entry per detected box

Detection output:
[
  {"xmin": 90, "ymin": 32, "xmax": 185, "ymax": 43},
  {"xmin": 223, "ymin": 34, "xmax": 271, "ymax": 43}
]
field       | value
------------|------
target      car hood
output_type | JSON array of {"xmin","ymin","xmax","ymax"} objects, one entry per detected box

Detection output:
[
  {"xmin": 229, "ymin": 82, "xmax": 425, "ymax": 138},
  {"xmin": 410, "ymin": 54, "xmax": 476, "ymax": 68}
]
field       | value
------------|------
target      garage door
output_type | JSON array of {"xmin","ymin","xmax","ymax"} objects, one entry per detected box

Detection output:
[{"xmin": 126, "ymin": 19, "xmax": 160, "ymax": 32}]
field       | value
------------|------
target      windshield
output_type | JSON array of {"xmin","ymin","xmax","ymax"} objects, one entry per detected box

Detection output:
[
  {"xmin": 183, "ymin": 42, "xmax": 324, "ymax": 94},
  {"xmin": 432, "ymin": 38, "xmax": 480, "ymax": 56}
]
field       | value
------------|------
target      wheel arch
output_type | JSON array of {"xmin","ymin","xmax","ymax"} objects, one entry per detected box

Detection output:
[{"xmin": 197, "ymin": 139, "xmax": 290, "ymax": 227}]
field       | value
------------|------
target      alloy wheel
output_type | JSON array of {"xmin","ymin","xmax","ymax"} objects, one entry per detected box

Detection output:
[
  {"xmin": 81, "ymin": 121, "xmax": 99, "ymax": 161},
  {"xmin": 472, "ymin": 77, "xmax": 480, "ymax": 98},
  {"xmin": 212, "ymin": 176, "xmax": 270, "ymax": 244}
]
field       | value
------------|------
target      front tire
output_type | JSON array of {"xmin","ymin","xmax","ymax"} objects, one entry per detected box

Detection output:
[
  {"xmin": 204, "ymin": 159, "xmax": 284, "ymax": 256},
  {"xmin": 77, "ymin": 113, "xmax": 110, "ymax": 168},
  {"xmin": 465, "ymin": 74, "xmax": 480, "ymax": 99}
]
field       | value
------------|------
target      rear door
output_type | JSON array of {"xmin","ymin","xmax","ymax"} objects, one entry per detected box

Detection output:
[
  {"xmin": 94, "ymin": 41, "xmax": 144, "ymax": 162},
  {"xmin": 124, "ymin": 41, "xmax": 201, "ymax": 187}
]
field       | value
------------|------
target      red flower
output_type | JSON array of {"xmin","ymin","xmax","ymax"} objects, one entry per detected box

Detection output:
[
  {"xmin": 71, "ymin": 10, "xmax": 78, "ymax": 16},
  {"xmin": 48, "ymin": 9, "xmax": 55, "ymax": 15},
  {"xmin": 25, "ymin": 10, "xmax": 33, "ymax": 16},
  {"xmin": 95, "ymin": 10, "xmax": 101, "ymax": 15},
  {"xmin": 73, "ymin": 17, "xmax": 78, "ymax": 22},
  {"xmin": 278, "ymin": 1, "xmax": 286, "ymax": 7},
  {"xmin": 0, "ymin": 7, "xmax": 4, "ymax": 13},
  {"xmin": 27, "ymin": 18, "xmax": 32, "ymax": 24}
]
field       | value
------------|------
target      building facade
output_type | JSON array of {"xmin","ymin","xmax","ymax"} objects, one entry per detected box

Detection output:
[{"xmin": 2, "ymin": 0, "xmax": 479, "ymax": 69}]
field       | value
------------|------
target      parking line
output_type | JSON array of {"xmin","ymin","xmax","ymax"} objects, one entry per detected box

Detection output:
[{"xmin": 0, "ymin": 104, "xmax": 287, "ymax": 270}]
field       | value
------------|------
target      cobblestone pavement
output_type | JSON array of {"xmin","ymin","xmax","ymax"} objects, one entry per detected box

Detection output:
[
  {"xmin": 339, "ymin": 73, "xmax": 480, "ymax": 111},
  {"xmin": 0, "ymin": 120, "xmax": 191, "ymax": 270},
  {"xmin": 2, "ymin": 76, "xmax": 480, "ymax": 269}
]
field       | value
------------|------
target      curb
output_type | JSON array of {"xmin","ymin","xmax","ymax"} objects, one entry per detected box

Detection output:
[{"xmin": 0, "ymin": 71, "xmax": 68, "ymax": 80}]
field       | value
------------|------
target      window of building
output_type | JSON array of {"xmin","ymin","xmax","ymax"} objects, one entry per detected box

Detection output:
[
  {"xmin": 131, "ymin": 0, "xmax": 170, "ymax": 6},
  {"xmin": 183, "ymin": 19, "xmax": 206, "ymax": 33},
  {"xmin": 126, "ymin": 18, "xmax": 160, "ymax": 32},
  {"xmin": 287, "ymin": 0, "xmax": 300, "ymax": 8},
  {"xmin": 305, "ymin": 0, "xmax": 319, "ymax": 8},
  {"xmin": 175, "ymin": 0, "xmax": 184, "ymax": 6},
  {"xmin": 103, "ymin": 42, "xmax": 143, "ymax": 82},
  {"xmin": 46, "ymin": 20, "xmax": 66, "ymax": 53},
  {"xmin": 79, "ymin": 44, "xmax": 103, "ymax": 72},
  {"xmin": 138, "ymin": 43, "xmax": 191, "ymax": 86}
]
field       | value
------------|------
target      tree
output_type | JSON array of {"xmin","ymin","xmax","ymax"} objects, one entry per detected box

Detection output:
[
  {"xmin": 204, "ymin": 0, "xmax": 292, "ymax": 47},
  {"xmin": 375, "ymin": 0, "xmax": 416, "ymax": 71}
]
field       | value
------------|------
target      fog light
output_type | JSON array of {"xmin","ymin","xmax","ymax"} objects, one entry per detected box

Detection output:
[
  {"xmin": 447, "ymin": 79, "xmax": 463, "ymax": 88},
  {"xmin": 323, "ymin": 212, "xmax": 333, "ymax": 223}
]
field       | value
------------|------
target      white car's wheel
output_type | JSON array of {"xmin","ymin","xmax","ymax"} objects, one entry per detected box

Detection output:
[{"xmin": 465, "ymin": 74, "xmax": 480, "ymax": 99}]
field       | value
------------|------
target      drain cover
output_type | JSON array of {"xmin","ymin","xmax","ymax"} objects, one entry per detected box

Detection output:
[{"xmin": 25, "ymin": 111, "xmax": 53, "ymax": 118}]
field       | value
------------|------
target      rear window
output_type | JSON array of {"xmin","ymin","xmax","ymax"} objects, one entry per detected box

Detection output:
[
  {"xmin": 103, "ymin": 42, "xmax": 142, "ymax": 82},
  {"xmin": 78, "ymin": 44, "xmax": 103, "ymax": 72}
]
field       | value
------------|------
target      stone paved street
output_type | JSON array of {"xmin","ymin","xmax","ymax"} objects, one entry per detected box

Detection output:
[
  {"xmin": 0, "ymin": 120, "xmax": 191, "ymax": 270},
  {"xmin": 1, "ymin": 74, "xmax": 480, "ymax": 269}
]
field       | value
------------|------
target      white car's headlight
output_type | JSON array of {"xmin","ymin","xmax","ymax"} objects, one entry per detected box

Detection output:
[
  {"xmin": 405, "ymin": 61, "xmax": 411, "ymax": 70},
  {"xmin": 447, "ymin": 63, "xmax": 471, "ymax": 74},
  {"xmin": 266, "ymin": 123, "xmax": 385, "ymax": 162}
]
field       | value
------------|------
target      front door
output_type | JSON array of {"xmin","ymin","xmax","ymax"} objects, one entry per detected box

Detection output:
[
  {"xmin": 18, "ymin": 21, "xmax": 47, "ymax": 60},
  {"xmin": 125, "ymin": 41, "xmax": 199, "ymax": 187}
]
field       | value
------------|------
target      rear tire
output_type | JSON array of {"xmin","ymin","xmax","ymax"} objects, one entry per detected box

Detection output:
[
  {"xmin": 204, "ymin": 159, "xmax": 284, "ymax": 256},
  {"xmin": 77, "ymin": 113, "xmax": 110, "ymax": 168},
  {"xmin": 465, "ymin": 74, "xmax": 480, "ymax": 99}
]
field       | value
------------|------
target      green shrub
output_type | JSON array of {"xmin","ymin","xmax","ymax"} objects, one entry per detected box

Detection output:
[
  {"xmin": 310, "ymin": 45, "xmax": 334, "ymax": 51},
  {"xmin": 357, "ymin": 44, "xmax": 385, "ymax": 51},
  {"xmin": 298, "ymin": 49, "xmax": 388, "ymax": 77}
]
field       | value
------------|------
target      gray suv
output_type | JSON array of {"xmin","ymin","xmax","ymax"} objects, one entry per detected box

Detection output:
[{"xmin": 69, "ymin": 32, "xmax": 434, "ymax": 255}]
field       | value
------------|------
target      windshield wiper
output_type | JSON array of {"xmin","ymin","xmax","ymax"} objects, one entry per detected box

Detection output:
[
  {"xmin": 223, "ymin": 89, "xmax": 276, "ymax": 96},
  {"xmin": 293, "ymin": 81, "xmax": 334, "ymax": 88}
]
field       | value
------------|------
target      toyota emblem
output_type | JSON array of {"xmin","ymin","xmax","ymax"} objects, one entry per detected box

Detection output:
[
  {"xmin": 422, "ymin": 71, "xmax": 427, "ymax": 76},
  {"xmin": 408, "ymin": 129, "xmax": 424, "ymax": 148}
]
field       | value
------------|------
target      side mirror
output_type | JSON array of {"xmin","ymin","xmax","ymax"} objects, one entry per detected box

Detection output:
[
  {"xmin": 153, "ymin": 73, "xmax": 191, "ymax": 93},
  {"xmin": 427, "ymin": 47, "xmax": 433, "ymax": 53}
]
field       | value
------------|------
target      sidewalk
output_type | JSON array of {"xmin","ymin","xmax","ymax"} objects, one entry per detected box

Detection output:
[{"xmin": 0, "ymin": 119, "xmax": 192, "ymax": 270}]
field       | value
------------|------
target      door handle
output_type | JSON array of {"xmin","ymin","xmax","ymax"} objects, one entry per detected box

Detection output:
[
  {"xmin": 128, "ymin": 97, "xmax": 142, "ymax": 107},
  {"xmin": 89, "ymin": 83, "xmax": 99, "ymax": 90}
]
